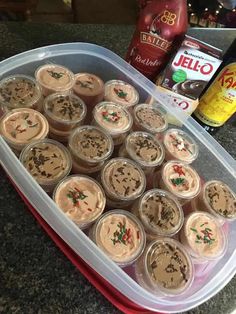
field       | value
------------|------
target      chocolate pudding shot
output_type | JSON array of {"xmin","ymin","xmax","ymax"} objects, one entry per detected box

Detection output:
[
  {"xmin": 20, "ymin": 138, "xmax": 72, "ymax": 192},
  {"xmin": 133, "ymin": 104, "xmax": 168, "ymax": 135},
  {"xmin": 0, "ymin": 75, "xmax": 43, "ymax": 111},
  {"xmin": 132, "ymin": 189, "xmax": 183, "ymax": 240},
  {"xmin": 192, "ymin": 180, "xmax": 236, "ymax": 224},
  {"xmin": 119, "ymin": 131, "xmax": 165, "ymax": 174},
  {"xmin": 0, "ymin": 108, "xmax": 49, "ymax": 152},
  {"xmin": 135, "ymin": 238, "xmax": 193, "ymax": 295},
  {"xmin": 93, "ymin": 102, "xmax": 133, "ymax": 145},
  {"xmin": 180, "ymin": 212, "xmax": 227, "ymax": 263},
  {"xmin": 43, "ymin": 92, "xmax": 87, "ymax": 131},
  {"xmin": 35, "ymin": 64, "xmax": 74, "ymax": 96},
  {"xmin": 163, "ymin": 129, "xmax": 198, "ymax": 164},
  {"xmin": 43, "ymin": 92, "xmax": 86, "ymax": 143},
  {"xmin": 90, "ymin": 209, "xmax": 146, "ymax": 266},
  {"xmin": 104, "ymin": 80, "xmax": 139, "ymax": 108},
  {"xmin": 53, "ymin": 175, "xmax": 106, "ymax": 229},
  {"xmin": 101, "ymin": 157, "xmax": 146, "ymax": 208},
  {"xmin": 68, "ymin": 125, "xmax": 113, "ymax": 174},
  {"xmin": 157, "ymin": 160, "xmax": 201, "ymax": 205},
  {"xmin": 73, "ymin": 73, "xmax": 104, "ymax": 107}
]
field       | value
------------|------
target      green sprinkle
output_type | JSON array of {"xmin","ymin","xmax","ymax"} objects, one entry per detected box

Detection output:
[
  {"xmin": 190, "ymin": 227, "xmax": 197, "ymax": 233},
  {"xmin": 171, "ymin": 177, "xmax": 185, "ymax": 186}
]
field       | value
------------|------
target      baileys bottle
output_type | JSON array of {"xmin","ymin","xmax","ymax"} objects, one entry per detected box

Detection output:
[{"xmin": 126, "ymin": 0, "xmax": 188, "ymax": 80}]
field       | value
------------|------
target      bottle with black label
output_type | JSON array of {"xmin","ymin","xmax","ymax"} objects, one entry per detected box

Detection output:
[{"xmin": 192, "ymin": 39, "xmax": 236, "ymax": 135}]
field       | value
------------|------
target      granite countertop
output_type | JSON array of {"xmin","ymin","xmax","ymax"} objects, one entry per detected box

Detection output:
[{"xmin": 0, "ymin": 23, "xmax": 235, "ymax": 314}]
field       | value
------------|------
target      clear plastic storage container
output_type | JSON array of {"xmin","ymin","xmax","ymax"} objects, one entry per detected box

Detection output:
[{"xmin": 0, "ymin": 43, "xmax": 235, "ymax": 313}]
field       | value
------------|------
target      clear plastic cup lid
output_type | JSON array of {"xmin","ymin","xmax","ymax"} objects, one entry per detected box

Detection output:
[
  {"xmin": 0, "ymin": 74, "xmax": 42, "ymax": 109},
  {"xmin": 133, "ymin": 103, "xmax": 168, "ymax": 133},
  {"xmin": 161, "ymin": 160, "xmax": 201, "ymax": 200},
  {"xmin": 182, "ymin": 212, "xmax": 228, "ymax": 261},
  {"xmin": 125, "ymin": 131, "xmax": 165, "ymax": 168},
  {"xmin": 163, "ymin": 128, "xmax": 199, "ymax": 163},
  {"xmin": 143, "ymin": 238, "xmax": 194, "ymax": 295},
  {"xmin": 19, "ymin": 138, "xmax": 72, "ymax": 186},
  {"xmin": 53, "ymin": 174, "xmax": 106, "ymax": 227},
  {"xmin": 93, "ymin": 209, "xmax": 146, "ymax": 265},
  {"xmin": 137, "ymin": 189, "xmax": 184, "ymax": 237},
  {"xmin": 101, "ymin": 157, "xmax": 146, "ymax": 201},
  {"xmin": 68, "ymin": 125, "xmax": 114, "ymax": 164},
  {"xmin": 93, "ymin": 101, "xmax": 133, "ymax": 135},
  {"xmin": 73, "ymin": 73, "xmax": 104, "ymax": 96},
  {"xmin": 0, "ymin": 108, "xmax": 49, "ymax": 147},
  {"xmin": 104, "ymin": 80, "xmax": 139, "ymax": 107},
  {"xmin": 43, "ymin": 92, "xmax": 87, "ymax": 125},
  {"xmin": 203, "ymin": 180, "xmax": 236, "ymax": 221},
  {"xmin": 35, "ymin": 64, "xmax": 74, "ymax": 91}
]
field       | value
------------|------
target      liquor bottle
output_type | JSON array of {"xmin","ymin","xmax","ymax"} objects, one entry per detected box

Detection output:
[
  {"xmin": 192, "ymin": 39, "xmax": 236, "ymax": 134},
  {"xmin": 126, "ymin": 0, "xmax": 188, "ymax": 80},
  {"xmin": 193, "ymin": 62, "xmax": 236, "ymax": 135}
]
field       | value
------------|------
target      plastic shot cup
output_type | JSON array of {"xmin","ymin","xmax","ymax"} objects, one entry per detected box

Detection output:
[
  {"xmin": 53, "ymin": 175, "xmax": 106, "ymax": 230},
  {"xmin": 35, "ymin": 64, "xmax": 74, "ymax": 96},
  {"xmin": 90, "ymin": 209, "xmax": 146, "ymax": 267},
  {"xmin": 179, "ymin": 211, "xmax": 227, "ymax": 264},
  {"xmin": 68, "ymin": 125, "xmax": 114, "ymax": 173},
  {"xmin": 163, "ymin": 128, "xmax": 199, "ymax": 164},
  {"xmin": 104, "ymin": 79, "xmax": 139, "ymax": 108},
  {"xmin": 133, "ymin": 104, "xmax": 168, "ymax": 137},
  {"xmin": 100, "ymin": 157, "xmax": 146, "ymax": 208},
  {"xmin": 0, "ymin": 74, "xmax": 43, "ymax": 111},
  {"xmin": 156, "ymin": 160, "xmax": 201, "ymax": 205},
  {"xmin": 92, "ymin": 101, "xmax": 133, "ymax": 146},
  {"xmin": 0, "ymin": 108, "xmax": 49, "ymax": 153},
  {"xmin": 135, "ymin": 237, "xmax": 194, "ymax": 296},
  {"xmin": 20, "ymin": 138, "xmax": 72, "ymax": 193},
  {"xmin": 191, "ymin": 180, "xmax": 236, "ymax": 225},
  {"xmin": 118, "ymin": 131, "xmax": 165, "ymax": 175},
  {"xmin": 132, "ymin": 189, "xmax": 184, "ymax": 241},
  {"xmin": 73, "ymin": 72, "xmax": 105, "ymax": 108}
]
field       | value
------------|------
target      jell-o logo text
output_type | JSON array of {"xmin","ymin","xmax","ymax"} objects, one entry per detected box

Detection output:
[{"xmin": 173, "ymin": 55, "xmax": 214, "ymax": 75}]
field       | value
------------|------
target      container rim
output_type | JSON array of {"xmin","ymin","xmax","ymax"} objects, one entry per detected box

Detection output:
[{"xmin": 0, "ymin": 42, "xmax": 235, "ymax": 313}]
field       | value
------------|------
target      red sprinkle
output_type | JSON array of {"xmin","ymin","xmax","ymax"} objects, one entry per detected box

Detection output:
[
  {"xmin": 173, "ymin": 165, "xmax": 185, "ymax": 176},
  {"xmin": 87, "ymin": 208, "xmax": 92, "ymax": 212},
  {"xmin": 137, "ymin": 231, "xmax": 140, "ymax": 239}
]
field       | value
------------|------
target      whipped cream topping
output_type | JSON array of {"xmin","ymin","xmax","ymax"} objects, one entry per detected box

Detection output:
[
  {"xmin": 164, "ymin": 129, "xmax": 198, "ymax": 163},
  {"xmin": 73, "ymin": 73, "xmax": 104, "ymax": 97},
  {"xmin": 183, "ymin": 212, "xmax": 225, "ymax": 259},
  {"xmin": 96, "ymin": 212, "xmax": 143, "ymax": 263},
  {"xmin": 0, "ymin": 108, "xmax": 48, "ymax": 145},
  {"xmin": 105, "ymin": 80, "xmax": 139, "ymax": 107},
  {"xmin": 93, "ymin": 102, "xmax": 132, "ymax": 135},
  {"xmin": 36, "ymin": 64, "xmax": 74, "ymax": 91},
  {"xmin": 162, "ymin": 161, "xmax": 200, "ymax": 199},
  {"xmin": 54, "ymin": 176, "xmax": 105, "ymax": 225}
]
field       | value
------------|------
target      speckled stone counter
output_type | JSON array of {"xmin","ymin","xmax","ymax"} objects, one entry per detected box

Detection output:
[{"xmin": 0, "ymin": 23, "xmax": 235, "ymax": 314}]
